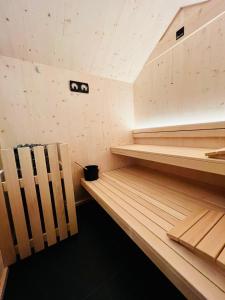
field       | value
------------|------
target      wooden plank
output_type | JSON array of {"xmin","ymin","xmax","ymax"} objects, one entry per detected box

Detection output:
[
  {"xmin": 167, "ymin": 209, "xmax": 208, "ymax": 242},
  {"xmin": 180, "ymin": 210, "xmax": 224, "ymax": 249},
  {"xmin": 217, "ymin": 248, "xmax": 225, "ymax": 270},
  {"xmin": 102, "ymin": 174, "xmax": 179, "ymax": 225},
  {"xmin": 18, "ymin": 147, "xmax": 45, "ymax": 252},
  {"xmin": 131, "ymin": 162, "xmax": 225, "ymax": 203},
  {"xmin": 128, "ymin": 166, "xmax": 225, "ymax": 210},
  {"xmin": 0, "ymin": 178, "xmax": 16, "ymax": 266},
  {"xmin": 110, "ymin": 170, "xmax": 193, "ymax": 215},
  {"xmin": 98, "ymin": 179, "xmax": 173, "ymax": 231},
  {"xmin": 196, "ymin": 215, "xmax": 225, "ymax": 260},
  {"xmin": 33, "ymin": 146, "xmax": 56, "ymax": 246},
  {"xmin": 59, "ymin": 144, "xmax": 78, "ymax": 235},
  {"xmin": 1, "ymin": 171, "xmax": 64, "ymax": 192},
  {"xmin": 118, "ymin": 168, "xmax": 203, "ymax": 211},
  {"xmin": 0, "ymin": 265, "xmax": 8, "ymax": 300},
  {"xmin": 133, "ymin": 129, "xmax": 225, "ymax": 139},
  {"xmin": 110, "ymin": 172, "xmax": 189, "ymax": 218},
  {"xmin": 132, "ymin": 121, "xmax": 225, "ymax": 134},
  {"xmin": 111, "ymin": 144, "xmax": 225, "ymax": 176},
  {"xmin": 205, "ymin": 148, "xmax": 225, "ymax": 158},
  {"xmin": 1, "ymin": 149, "xmax": 31, "ymax": 259},
  {"xmin": 47, "ymin": 144, "xmax": 68, "ymax": 240}
]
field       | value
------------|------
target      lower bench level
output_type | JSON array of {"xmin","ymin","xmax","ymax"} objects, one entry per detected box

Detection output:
[{"xmin": 81, "ymin": 166, "xmax": 225, "ymax": 300}]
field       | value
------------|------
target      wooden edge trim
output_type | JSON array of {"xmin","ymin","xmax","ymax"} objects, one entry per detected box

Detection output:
[
  {"xmin": 132, "ymin": 121, "xmax": 225, "ymax": 134},
  {"xmin": 0, "ymin": 267, "xmax": 8, "ymax": 300}
]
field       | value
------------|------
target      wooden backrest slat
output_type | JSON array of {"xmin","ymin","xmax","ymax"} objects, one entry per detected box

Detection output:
[
  {"xmin": 18, "ymin": 147, "xmax": 45, "ymax": 252},
  {"xmin": 1, "ymin": 149, "xmax": 31, "ymax": 259},
  {"xmin": 47, "ymin": 144, "xmax": 68, "ymax": 241},
  {"xmin": 0, "ymin": 178, "xmax": 16, "ymax": 265},
  {"xmin": 59, "ymin": 144, "xmax": 78, "ymax": 235},
  {"xmin": 33, "ymin": 146, "xmax": 57, "ymax": 246}
]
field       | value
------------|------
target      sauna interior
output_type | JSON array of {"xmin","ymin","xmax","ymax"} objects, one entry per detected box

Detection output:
[{"xmin": 0, "ymin": 0, "xmax": 225, "ymax": 299}]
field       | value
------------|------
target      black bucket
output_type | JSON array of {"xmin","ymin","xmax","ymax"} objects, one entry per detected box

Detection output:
[{"xmin": 84, "ymin": 165, "xmax": 99, "ymax": 181}]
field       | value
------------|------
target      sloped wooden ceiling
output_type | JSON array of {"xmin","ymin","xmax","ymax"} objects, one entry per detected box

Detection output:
[{"xmin": 0, "ymin": 0, "xmax": 204, "ymax": 83}]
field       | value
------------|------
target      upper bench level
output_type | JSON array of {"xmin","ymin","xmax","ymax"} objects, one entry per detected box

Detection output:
[{"xmin": 111, "ymin": 121, "xmax": 225, "ymax": 176}]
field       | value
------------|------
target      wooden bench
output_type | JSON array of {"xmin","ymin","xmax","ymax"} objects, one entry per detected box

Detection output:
[
  {"xmin": 81, "ymin": 166, "xmax": 225, "ymax": 299},
  {"xmin": 81, "ymin": 122, "xmax": 225, "ymax": 299}
]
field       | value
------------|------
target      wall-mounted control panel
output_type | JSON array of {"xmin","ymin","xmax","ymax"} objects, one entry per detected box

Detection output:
[{"xmin": 69, "ymin": 80, "xmax": 89, "ymax": 94}]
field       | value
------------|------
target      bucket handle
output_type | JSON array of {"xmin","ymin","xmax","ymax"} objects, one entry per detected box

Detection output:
[{"xmin": 73, "ymin": 161, "xmax": 87, "ymax": 170}]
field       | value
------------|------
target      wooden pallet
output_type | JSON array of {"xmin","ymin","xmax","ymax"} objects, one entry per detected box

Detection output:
[
  {"xmin": 168, "ymin": 209, "xmax": 225, "ymax": 270},
  {"xmin": 0, "ymin": 143, "xmax": 78, "ymax": 267}
]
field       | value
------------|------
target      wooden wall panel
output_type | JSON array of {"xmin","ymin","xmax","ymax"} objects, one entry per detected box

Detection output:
[
  {"xmin": 148, "ymin": 0, "xmax": 225, "ymax": 62},
  {"xmin": 0, "ymin": 0, "xmax": 203, "ymax": 82},
  {"xmin": 134, "ymin": 4, "xmax": 225, "ymax": 129},
  {"xmin": 0, "ymin": 55, "xmax": 134, "ymax": 200}
]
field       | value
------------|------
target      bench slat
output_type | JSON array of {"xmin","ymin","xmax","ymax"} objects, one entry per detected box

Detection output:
[
  {"xmin": 109, "ymin": 171, "xmax": 191, "ymax": 216},
  {"xmin": 196, "ymin": 215, "xmax": 225, "ymax": 260},
  {"xmin": 180, "ymin": 210, "xmax": 224, "ymax": 249},
  {"xmin": 167, "ymin": 209, "xmax": 209, "ymax": 242},
  {"xmin": 102, "ymin": 174, "xmax": 179, "ymax": 225},
  {"xmin": 128, "ymin": 166, "xmax": 225, "ymax": 210}
]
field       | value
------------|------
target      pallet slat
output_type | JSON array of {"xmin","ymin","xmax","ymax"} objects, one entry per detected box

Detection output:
[
  {"xmin": 33, "ymin": 146, "xmax": 57, "ymax": 246},
  {"xmin": 47, "ymin": 144, "xmax": 68, "ymax": 241},
  {"xmin": 59, "ymin": 144, "xmax": 78, "ymax": 235},
  {"xmin": 1, "ymin": 149, "xmax": 31, "ymax": 259},
  {"xmin": 18, "ymin": 147, "xmax": 45, "ymax": 252},
  {"xmin": 0, "ymin": 179, "xmax": 16, "ymax": 266}
]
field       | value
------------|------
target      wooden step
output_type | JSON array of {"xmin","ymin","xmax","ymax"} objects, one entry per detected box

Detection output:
[{"xmin": 111, "ymin": 144, "xmax": 225, "ymax": 175}]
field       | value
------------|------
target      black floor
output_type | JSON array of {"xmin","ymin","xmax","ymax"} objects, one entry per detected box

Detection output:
[{"xmin": 5, "ymin": 201, "xmax": 185, "ymax": 300}]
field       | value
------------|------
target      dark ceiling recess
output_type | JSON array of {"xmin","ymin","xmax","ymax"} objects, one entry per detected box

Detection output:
[
  {"xmin": 176, "ymin": 26, "xmax": 184, "ymax": 40},
  {"xmin": 69, "ymin": 80, "xmax": 89, "ymax": 94}
]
